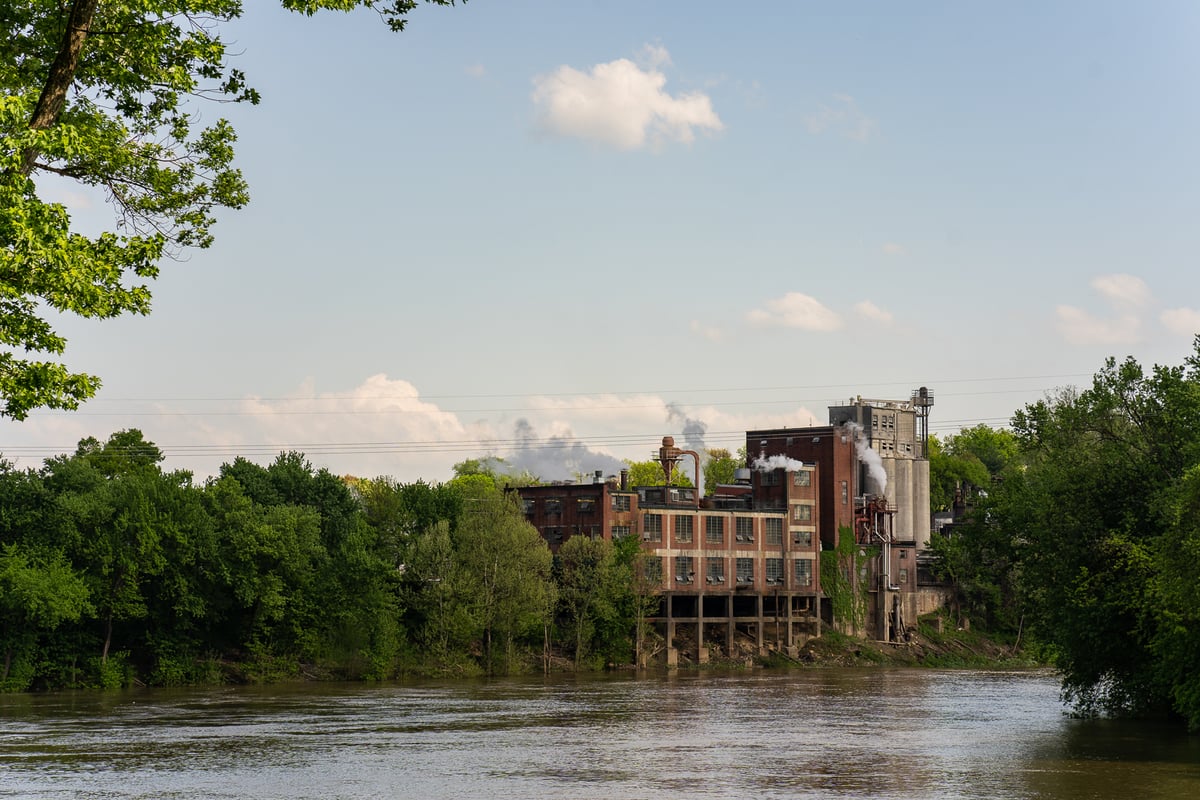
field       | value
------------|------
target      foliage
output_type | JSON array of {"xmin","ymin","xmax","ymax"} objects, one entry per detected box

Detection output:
[
  {"xmin": 623, "ymin": 459, "xmax": 694, "ymax": 488},
  {"xmin": 702, "ymin": 448, "xmax": 740, "ymax": 492},
  {"xmin": 1, "ymin": 0, "xmax": 461, "ymax": 419},
  {"xmin": 819, "ymin": 528, "xmax": 870, "ymax": 635},
  {"xmin": 555, "ymin": 535, "xmax": 623, "ymax": 668},
  {"xmin": 970, "ymin": 340, "xmax": 1200, "ymax": 729}
]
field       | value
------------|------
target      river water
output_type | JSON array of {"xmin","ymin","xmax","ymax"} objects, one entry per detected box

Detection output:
[{"xmin": 2, "ymin": 669, "xmax": 1197, "ymax": 799}]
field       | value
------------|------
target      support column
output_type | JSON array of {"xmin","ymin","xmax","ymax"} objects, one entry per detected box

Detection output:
[
  {"xmin": 726, "ymin": 595, "xmax": 735, "ymax": 657},
  {"xmin": 755, "ymin": 594, "xmax": 764, "ymax": 653},
  {"xmin": 697, "ymin": 596, "xmax": 707, "ymax": 664}
]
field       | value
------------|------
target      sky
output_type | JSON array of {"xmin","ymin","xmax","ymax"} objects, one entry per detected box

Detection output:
[{"xmin": 6, "ymin": 0, "xmax": 1200, "ymax": 483}]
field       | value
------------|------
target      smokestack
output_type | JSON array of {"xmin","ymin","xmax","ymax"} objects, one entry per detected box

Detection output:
[{"xmin": 620, "ymin": 469, "xmax": 629, "ymax": 491}]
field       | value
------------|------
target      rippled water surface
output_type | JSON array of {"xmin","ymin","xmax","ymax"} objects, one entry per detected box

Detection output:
[{"xmin": 2, "ymin": 670, "xmax": 1198, "ymax": 799}]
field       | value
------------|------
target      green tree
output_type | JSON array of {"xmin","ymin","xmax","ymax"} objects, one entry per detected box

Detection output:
[
  {"xmin": 0, "ymin": 542, "xmax": 91, "ymax": 688},
  {"xmin": 702, "ymin": 448, "xmax": 740, "ymax": 492},
  {"xmin": 1002, "ymin": 344, "xmax": 1200, "ymax": 726},
  {"xmin": 555, "ymin": 535, "xmax": 621, "ymax": 668},
  {"xmin": 456, "ymin": 495, "xmax": 553, "ymax": 674},
  {"xmin": 1, "ymin": 0, "xmax": 461, "ymax": 419},
  {"xmin": 623, "ymin": 459, "xmax": 694, "ymax": 488}
]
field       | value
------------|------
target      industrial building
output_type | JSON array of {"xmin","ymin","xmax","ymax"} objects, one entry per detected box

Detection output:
[{"xmin": 515, "ymin": 391, "xmax": 935, "ymax": 661}]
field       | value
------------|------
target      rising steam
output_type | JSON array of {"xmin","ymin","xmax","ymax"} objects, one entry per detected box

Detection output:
[
  {"xmin": 845, "ymin": 422, "xmax": 887, "ymax": 494},
  {"xmin": 752, "ymin": 454, "xmax": 805, "ymax": 472}
]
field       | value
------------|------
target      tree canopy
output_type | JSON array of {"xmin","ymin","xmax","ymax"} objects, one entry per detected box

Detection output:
[
  {"xmin": 933, "ymin": 339, "xmax": 1200, "ymax": 729},
  {"xmin": 1, "ymin": 0, "xmax": 460, "ymax": 419}
]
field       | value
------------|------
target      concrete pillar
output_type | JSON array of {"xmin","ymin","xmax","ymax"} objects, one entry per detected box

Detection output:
[
  {"xmin": 755, "ymin": 594, "xmax": 764, "ymax": 652},
  {"xmin": 726, "ymin": 596, "xmax": 734, "ymax": 658}
]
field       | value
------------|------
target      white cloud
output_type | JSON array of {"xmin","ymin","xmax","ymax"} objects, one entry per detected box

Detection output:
[
  {"xmin": 1055, "ymin": 306, "xmax": 1142, "ymax": 346},
  {"xmin": 881, "ymin": 243, "xmax": 905, "ymax": 256},
  {"xmin": 638, "ymin": 43, "xmax": 672, "ymax": 69},
  {"xmin": 1, "ymin": 377, "xmax": 829, "ymax": 486},
  {"xmin": 805, "ymin": 93, "xmax": 877, "ymax": 142},
  {"xmin": 747, "ymin": 292, "xmax": 844, "ymax": 332},
  {"xmin": 1053, "ymin": 273, "xmax": 1156, "ymax": 346},
  {"xmin": 531, "ymin": 47, "xmax": 723, "ymax": 151},
  {"xmin": 854, "ymin": 300, "xmax": 894, "ymax": 325},
  {"xmin": 1092, "ymin": 273, "xmax": 1151, "ymax": 310},
  {"xmin": 1161, "ymin": 307, "xmax": 1200, "ymax": 337},
  {"xmin": 690, "ymin": 319, "xmax": 723, "ymax": 342},
  {"xmin": 464, "ymin": 63, "xmax": 486, "ymax": 79}
]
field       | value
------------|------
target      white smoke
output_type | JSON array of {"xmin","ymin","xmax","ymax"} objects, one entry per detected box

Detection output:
[
  {"xmin": 845, "ymin": 422, "xmax": 887, "ymax": 494},
  {"xmin": 752, "ymin": 453, "xmax": 805, "ymax": 472}
]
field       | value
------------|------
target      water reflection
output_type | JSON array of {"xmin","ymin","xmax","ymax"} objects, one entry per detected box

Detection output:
[{"xmin": 1, "ymin": 670, "xmax": 1196, "ymax": 800}]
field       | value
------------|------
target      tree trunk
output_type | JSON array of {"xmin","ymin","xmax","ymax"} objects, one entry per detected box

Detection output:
[
  {"xmin": 22, "ymin": 0, "xmax": 100, "ymax": 174},
  {"xmin": 101, "ymin": 614, "xmax": 112, "ymax": 664}
]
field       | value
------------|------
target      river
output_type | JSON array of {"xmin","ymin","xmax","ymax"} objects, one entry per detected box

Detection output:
[{"xmin": 2, "ymin": 669, "xmax": 1197, "ymax": 799}]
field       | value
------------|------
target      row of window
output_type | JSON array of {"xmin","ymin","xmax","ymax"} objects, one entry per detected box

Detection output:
[
  {"xmin": 639, "ymin": 514, "xmax": 813, "ymax": 546},
  {"xmin": 666, "ymin": 556, "xmax": 814, "ymax": 587},
  {"xmin": 759, "ymin": 469, "xmax": 813, "ymax": 487}
]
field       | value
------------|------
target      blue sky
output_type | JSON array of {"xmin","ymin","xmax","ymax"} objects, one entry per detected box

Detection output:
[{"xmin": 6, "ymin": 0, "xmax": 1200, "ymax": 481}]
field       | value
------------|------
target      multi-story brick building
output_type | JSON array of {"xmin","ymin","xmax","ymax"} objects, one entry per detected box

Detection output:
[{"xmin": 516, "ymin": 394, "xmax": 934, "ymax": 659}]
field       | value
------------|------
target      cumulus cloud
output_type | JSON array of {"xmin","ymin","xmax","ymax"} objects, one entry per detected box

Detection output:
[
  {"xmin": 531, "ymin": 47, "xmax": 723, "ymax": 151},
  {"xmin": 805, "ymin": 93, "xmax": 877, "ymax": 142},
  {"xmin": 1054, "ymin": 273, "xmax": 1154, "ymax": 346},
  {"xmin": 1161, "ymin": 307, "xmax": 1200, "ymax": 337},
  {"xmin": 854, "ymin": 300, "xmax": 894, "ymax": 325},
  {"xmin": 1055, "ymin": 305, "xmax": 1142, "ymax": 346},
  {"xmin": 0, "ymin": 377, "xmax": 825, "ymax": 489},
  {"xmin": 747, "ymin": 292, "xmax": 844, "ymax": 332},
  {"xmin": 1092, "ymin": 273, "xmax": 1151, "ymax": 310}
]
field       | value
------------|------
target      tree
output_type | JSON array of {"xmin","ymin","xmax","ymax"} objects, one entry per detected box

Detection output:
[
  {"xmin": 623, "ymin": 459, "xmax": 694, "ymax": 488},
  {"xmin": 0, "ymin": 543, "xmax": 91, "ymax": 687},
  {"xmin": 1000, "ymin": 343, "xmax": 1200, "ymax": 727},
  {"xmin": 1, "ymin": 0, "xmax": 461, "ymax": 419},
  {"xmin": 702, "ymin": 448, "xmax": 740, "ymax": 492},
  {"xmin": 555, "ymin": 535, "xmax": 621, "ymax": 669},
  {"xmin": 455, "ymin": 495, "xmax": 553, "ymax": 674}
]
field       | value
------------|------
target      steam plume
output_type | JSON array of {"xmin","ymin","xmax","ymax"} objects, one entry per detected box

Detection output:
[
  {"xmin": 845, "ymin": 422, "xmax": 887, "ymax": 494},
  {"xmin": 752, "ymin": 454, "xmax": 805, "ymax": 472}
]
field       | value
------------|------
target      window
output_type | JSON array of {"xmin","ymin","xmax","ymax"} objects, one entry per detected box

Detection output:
[
  {"xmin": 577, "ymin": 498, "xmax": 596, "ymax": 514},
  {"xmin": 898, "ymin": 568, "xmax": 909, "ymax": 584},
  {"xmin": 794, "ymin": 558, "xmax": 813, "ymax": 587},
  {"xmin": 706, "ymin": 557, "xmax": 725, "ymax": 584},
  {"xmin": 735, "ymin": 517, "xmax": 754, "ymax": 543},
  {"xmin": 792, "ymin": 529, "xmax": 812, "ymax": 547},
  {"xmin": 611, "ymin": 524, "xmax": 631, "ymax": 540},
  {"xmin": 765, "ymin": 518, "xmax": 783, "ymax": 545},
  {"xmin": 899, "ymin": 549, "xmax": 908, "ymax": 559},
  {"xmin": 736, "ymin": 557, "xmax": 754, "ymax": 584},
  {"xmin": 841, "ymin": 480, "xmax": 849, "ymax": 505},
  {"xmin": 674, "ymin": 555, "xmax": 694, "ymax": 584},
  {"xmin": 545, "ymin": 498, "xmax": 563, "ymax": 515},
  {"xmin": 766, "ymin": 557, "xmax": 784, "ymax": 584},
  {"xmin": 705, "ymin": 516, "xmax": 724, "ymax": 544},
  {"xmin": 643, "ymin": 513, "xmax": 663, "ymax": 542},
  {"xmin": 675, "ymin": 515, "xmax": 693, "ymax": 543},
  {"xmin": 545, "ymin": 527, "xmax": 562, "ymax": 545},
  {"xmin": 761, "ymin": 470, "xmax": 780, "ymax": 486},
  {"xmin": 611, "ymin": 495, "xmax": 631, "ymax": 512},
  {"xmin": 792, "ymin": 470, "xmax": 811, "ymax": 487},
  {"xmin": 522, "ymin": 498, "xmax": 536, "ymax": 514},
  {"xmin": 792, "ymin": 504, "xmax": 812, "ymax": 522},
  {"xmin": 644, "ymin": 557, "xmax": 664, "ymax": 584}
]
